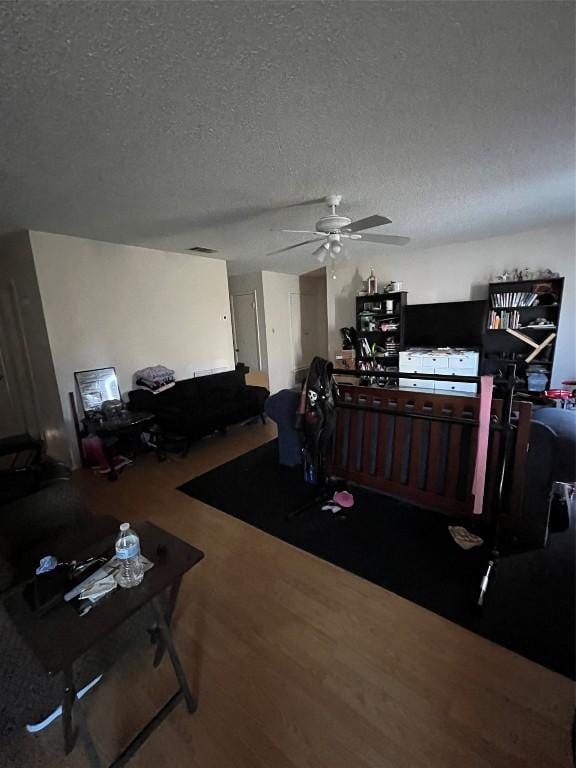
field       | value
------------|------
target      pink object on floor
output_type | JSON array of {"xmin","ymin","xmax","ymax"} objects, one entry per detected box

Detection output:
[{"xmin": 333, "ymin": 490, "xmax": 354, "ymax": 508}]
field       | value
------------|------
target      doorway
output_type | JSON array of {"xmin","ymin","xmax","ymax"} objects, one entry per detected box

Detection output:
[
  {"xmin": 290, "ymin": 268, "xmax": 329, "ymax": 383},
  {"xmin": 230, "ymin": 291, "xmax": 261, "ymax": 373}
]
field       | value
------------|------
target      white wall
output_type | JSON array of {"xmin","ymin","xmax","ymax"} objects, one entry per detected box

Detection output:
[
  {"xmin": 228, "ymin": 272, "xmax": 268, "ymax": 373},
  {"xmin": 31, "ymin": 232, "xmax": 235, "ymax": 465},
  {"xmin": 328, "ymin": 223, "xmax": 575, "ymax": 387},
  {"xmin": 0, "ymin": 232, "xmax": 68, "ymax": 458}
]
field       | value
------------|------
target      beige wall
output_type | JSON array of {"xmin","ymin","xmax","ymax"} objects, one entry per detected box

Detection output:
[
  {"xmin": 328, "ymin": 223, "xmax": 575, "ymax": 387},
  {"xmin": 0, "ymin": 232, "xmax": 68, "ymax": 458},
  {"xmin": 31, "ymin": 232, "xmax": 235, "ymax": 466}
]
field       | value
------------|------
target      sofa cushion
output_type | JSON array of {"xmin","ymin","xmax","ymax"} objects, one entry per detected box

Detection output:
[
  {"xmin": 173, "ymin": 379, "xmax": 202, "ymax": 409},
  {"xmin": 195, "ymin": 371, "xmax": 244, "ymax": 406}
]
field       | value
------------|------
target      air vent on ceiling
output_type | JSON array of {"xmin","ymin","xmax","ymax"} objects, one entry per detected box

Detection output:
[{"xmin": 188, "ymin": 246, "xmax": 218, "ymax": 254}]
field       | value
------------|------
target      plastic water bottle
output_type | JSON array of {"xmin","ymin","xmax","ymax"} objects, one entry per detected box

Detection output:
[{"xmin": 115, "ymin": 523, "xmax": 144, "ymax": 588}]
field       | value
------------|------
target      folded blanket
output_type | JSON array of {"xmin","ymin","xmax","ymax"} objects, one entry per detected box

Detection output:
[{"xmin": 134, "ymin": 365, "xmax": 175, "ymax": 383}]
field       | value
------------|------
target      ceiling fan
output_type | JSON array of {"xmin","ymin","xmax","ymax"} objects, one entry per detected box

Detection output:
[{"xmin": 269, "ymin": 194, "xmax": 410, "ymax": 262}]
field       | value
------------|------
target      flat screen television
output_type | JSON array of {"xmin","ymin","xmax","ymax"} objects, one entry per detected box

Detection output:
[{"xmin": 405, "ymin": 300, "xmax": 488, "ymax": 348}]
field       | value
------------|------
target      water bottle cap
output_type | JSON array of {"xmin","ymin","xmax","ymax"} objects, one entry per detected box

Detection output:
[{"xmin": 120, "ymin": 523, "xmax": 130, "ymax": 531}]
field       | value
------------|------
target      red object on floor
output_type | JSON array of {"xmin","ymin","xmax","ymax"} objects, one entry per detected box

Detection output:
[{"xmin": 545, "ymin": 389, "xmax": 572, "ymax": 402}]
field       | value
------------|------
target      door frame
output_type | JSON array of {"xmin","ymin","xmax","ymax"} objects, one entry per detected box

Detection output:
[{"xmin": 230, "ymin": 290, "xmax": 262, "ymax": 371}]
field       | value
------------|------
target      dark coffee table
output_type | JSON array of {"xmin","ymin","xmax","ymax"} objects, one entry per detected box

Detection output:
[{"xmin": 4, "ymin": 521, "xmax": 204, "ymax": 768}]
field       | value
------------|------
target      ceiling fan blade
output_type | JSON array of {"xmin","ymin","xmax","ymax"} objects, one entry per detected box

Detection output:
[
  {"xmin": 283, "ymin": 198, "xmax": 327, "ymax": 209},
  {"xmin": 343, "ymin": 215, "xmax": 392, "ymax": 233},
  {"xmin": 267, "ymin": 238, "xmax": 323, "ymax": 256},
  {"xmin": 356, "ymin": 234, "xmax": 411, "ymax": 246},
  {"xmin": 273, "ymin": 229, "xmax": 322, "ymax": 235}
]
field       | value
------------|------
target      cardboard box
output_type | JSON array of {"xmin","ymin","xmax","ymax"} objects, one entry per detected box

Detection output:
[
  {"xmin": 335, "ymin": 350, "xmax": 356, "ymax": 370},
  {"xmin": 334, "ymin": 350, "xmax": 358, "ymax": 384}
]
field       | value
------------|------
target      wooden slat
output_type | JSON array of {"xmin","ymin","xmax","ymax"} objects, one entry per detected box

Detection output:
[
  {"xmin": 362, "ymin": 396, "xmax": 377, "ymax": 475},
  {"xmin": 390, "ymin": 398, "xmax": 405, "ymax": 485},
  {"xmin": 407, "ymin": 406, "xmax": 424, "ymax": 489},
  {"xmin": 425, "ymin": 399, "xmax": 444, "ymax": 495},
  {"xmin": 445, "ymin": 422, "xmax": 462, "ymax": 500},
  {"xmin": 375, "ymin": 406, "xmax": 389, "ymax": 478},
  {"xmin": 353, "ymin": 397, "xmax": 367, "ymax": 472}
]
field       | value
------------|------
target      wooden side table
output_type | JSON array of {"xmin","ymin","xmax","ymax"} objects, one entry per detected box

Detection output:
[{"xmin": 5, "ymin": 522, "xmax": 204, "ymax": 768}]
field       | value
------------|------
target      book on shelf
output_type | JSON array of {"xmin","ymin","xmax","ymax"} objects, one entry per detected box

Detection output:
[
  {"xmin": 490, "ymin": 291, "xmax": 538, "ymax": 308},
  {"xmin": 487, "ymin": 309, "xmax": 521, "ymax": 330}
]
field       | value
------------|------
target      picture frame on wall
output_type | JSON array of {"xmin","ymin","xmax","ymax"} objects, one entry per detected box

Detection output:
[{"xmin": 74, "ymin": 367, "xmax": 120, "ymax": 413}]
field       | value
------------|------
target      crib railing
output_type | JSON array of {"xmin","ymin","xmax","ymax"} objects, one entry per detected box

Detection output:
[{"xmin": 330, "ymin": 383, "xmax": 531, "ymax": 518}]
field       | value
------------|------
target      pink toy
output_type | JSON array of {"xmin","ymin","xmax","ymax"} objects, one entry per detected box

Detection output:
[{"xmin": 333, "ymin": 490, "xmax": 354, "ymax": 508}]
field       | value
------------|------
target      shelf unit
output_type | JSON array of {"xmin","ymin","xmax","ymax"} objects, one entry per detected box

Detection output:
[
  {"xmin": 355, "ymin": 291, "xmax": 407, "ymax": 367},
  {"xmin": 482, "ymin": 277, "xmax": 564, "ymax": 396}
]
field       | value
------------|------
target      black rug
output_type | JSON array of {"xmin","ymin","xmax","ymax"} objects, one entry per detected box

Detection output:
[{"xmin": 179, "ymin": 440, "xmax": 575, "ymax": 679}]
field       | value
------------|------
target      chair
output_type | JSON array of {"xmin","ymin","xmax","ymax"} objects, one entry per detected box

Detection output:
[{"xmin": 264, "ymin": 389, "xmax": 302, "ymax": 467}]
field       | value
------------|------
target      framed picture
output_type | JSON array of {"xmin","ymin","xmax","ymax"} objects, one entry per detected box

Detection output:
[{"xmin": 74, "ymin": 367, "xmax": 120, "ymax": 413}]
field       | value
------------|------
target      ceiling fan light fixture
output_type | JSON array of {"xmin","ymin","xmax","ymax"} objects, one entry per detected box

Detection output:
[
  {"xmin": 313, "ymin": 242, "xmax": 329, "ymax": 263},
  {"xmin": 329, "ymin": 239, "xmax": 343, "ymax": 257}
]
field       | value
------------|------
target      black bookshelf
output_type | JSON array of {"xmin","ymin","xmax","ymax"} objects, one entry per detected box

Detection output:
[
  {"xmin": 355, "ymin": 291, "xmax": 407, "ymax": 365},
  {"xmin": 482, "ymin": 277, "xmax": 564, "ymax": 396}
]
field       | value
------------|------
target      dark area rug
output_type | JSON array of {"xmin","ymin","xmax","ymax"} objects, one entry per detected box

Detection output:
[{"xmin": 178, "ymin": 440, "xmax": 575, "ymax": 679}]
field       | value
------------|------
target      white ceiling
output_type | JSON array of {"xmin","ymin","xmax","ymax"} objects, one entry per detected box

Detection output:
[{"xmin": 0, "ymin": 1, "xmax": 574, "ymax": 275}]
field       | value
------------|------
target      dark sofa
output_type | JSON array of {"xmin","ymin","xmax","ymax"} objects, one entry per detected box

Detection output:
[{"xmin": 128, "ymin": 370, "xmax": 269, "ymax": 449}]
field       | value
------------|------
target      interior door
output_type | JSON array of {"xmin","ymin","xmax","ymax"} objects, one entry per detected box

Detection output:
[{"xmin": 231, "ymin": 292, "xmax": 261, "ymax": 372}]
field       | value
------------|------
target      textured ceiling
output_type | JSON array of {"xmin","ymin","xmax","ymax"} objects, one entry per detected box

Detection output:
[{"xmin": 0, "ymin": 1, "xmax": 574, "ymax": 275}]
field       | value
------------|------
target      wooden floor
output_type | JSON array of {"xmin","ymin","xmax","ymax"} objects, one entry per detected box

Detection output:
[{"xmin": 21, "ymin": 420, "xmax": 574, "ymax": 767}]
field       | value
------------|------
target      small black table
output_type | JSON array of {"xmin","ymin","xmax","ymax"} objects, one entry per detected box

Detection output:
[{"xmin": 5, "ymin": 521, "xmax": 204, "ymax": 768}]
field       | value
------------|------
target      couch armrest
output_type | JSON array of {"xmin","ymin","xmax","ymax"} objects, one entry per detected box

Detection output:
[{"xmin": 242, "ymin": 385, "xmax": 269, "ymax": 410}]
